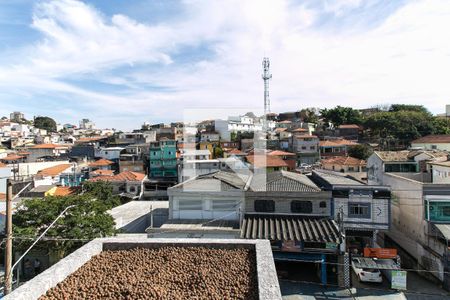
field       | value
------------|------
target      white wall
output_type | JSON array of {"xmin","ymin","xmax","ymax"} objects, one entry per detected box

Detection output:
[
  {"xmin": 0, "ymin": 166, "xmax": 11, "ymax": 194},
  {"xmin": 411, "ymin": 142, "xmax": 450, "ymax": 151},
  {"xmin": 17, "ymin": 161, "xmax": 70, "ymax": 177}
]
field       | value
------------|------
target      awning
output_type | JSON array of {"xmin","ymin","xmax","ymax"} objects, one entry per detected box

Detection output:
[
  {"xmin": 352, "ymin": 257, "xmax": 399, "ymax": 270},
  {"xmin": 434, "ymin": 224, "xmax": 450, "ymax": 240},
  {"xmin": 241, "ymin": 214, "xmax": 343, "ymax": 244}
]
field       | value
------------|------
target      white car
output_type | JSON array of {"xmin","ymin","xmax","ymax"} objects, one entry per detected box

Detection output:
[{"xmin": 351, "ymin": 258, "xmax": 383, "ymax": 283}]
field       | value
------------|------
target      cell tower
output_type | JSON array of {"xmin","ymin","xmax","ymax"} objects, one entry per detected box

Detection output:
[{"xmin": 262, "ymin": 57, "xmax": 272, "ymax": 119}]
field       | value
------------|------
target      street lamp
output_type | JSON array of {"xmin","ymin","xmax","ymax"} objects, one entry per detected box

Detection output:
[{"xmin": 3, "ymin": 179, "xmax": 75, "ymax": 294}]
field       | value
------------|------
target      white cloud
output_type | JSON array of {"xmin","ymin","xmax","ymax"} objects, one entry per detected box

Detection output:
[{"xmin": 0, "ymin": 0, "xmax": 449, "ymax": 129}]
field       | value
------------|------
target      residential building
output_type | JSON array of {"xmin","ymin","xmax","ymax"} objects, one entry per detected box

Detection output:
[
  {"xmin": 367, "ymin": 150, "xmax": 448, "ymax": 185},
  {"xmin": 242, "ymin": 170, "xmax": 345, "ymax": 286},
  {"xmin": 119, "ymin": 145, "xmax": 146, "ymax": 173},
  {"xmin": 0, "ymin": 162, "xmax": 11, "ymax": 194},
  {"xmin": 79, "ymin": 118, "xmax": 95, "ymax": 130},
  {"xmin": 291, "ymin": 135, "xmax": 320, "ymax": 165},
  {"xmin": 321, "ymin": 156, "xmax": 367, "ymax": 181},
  {"xmin": 214, "ymin": 115, "xmax": 263, "ymax": 141},
  {"xmin": 319, "ymin": 139, "xmax": 358, "ymax": 159},
  {"xmin": 88, "ymin": 158, "xmax": 114, "ymax": 171},
  {"xmin": 34, "ymin": 163, "xmax": 74, "ymax": 187},
  {"xmin": 376, "ymin": 168, "xmax": 450, "ymax": 289},
  {"xmin": 89, "ymin": 171, "xmax": 146, "ymax": 200},
  {"xmin": 95, "ymin": 147, "xmax": 124, "ymax": 162},
  {"xmin": 200, "ymin": 131, "xmax": 220, "ymax": 142},
  {"xmin": 168, "ymin": 170, "xmax": 248, "ymax": 221},
  {"xmin": 149, "ymin": 140, "xmax": 177, "ymax": 178},
  {"xmin": 246, "ymin": 154, "xmax": 289, "ymax": 172},
  {"xmin": 177, "ymin": 159, "xmax": 221, "ymax": 182},
  {"xmin": 411, "ymin": 134, "xmax": 450, "ymax": 151},
  {"xmin": 178, "ymin": 149, "xmax": 211, "ymax": 161},
  {"xmin": 10, "ymin": 111, "xmax": 25, "ymax": 123},
  {"xmin": 268, "ymin": 150, "xmax": 296, "ymax": 171},
  {"xmin": 310, "ymin": 170, "xmax": 390, "ymax": 253},
  {"xmin": 115, "ymin": 131, "xmax": 156, "ymax": 145},
  {"xmin": 26, "ymin": 144, "xmax": 69, "ymax": 162},
  {"xmin": 337, "ymin": 124, "xmax": 360, "ymax": 141}
]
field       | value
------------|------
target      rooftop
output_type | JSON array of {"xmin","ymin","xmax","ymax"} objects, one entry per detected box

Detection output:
[
  {"xmin": 319, "ymin": 139, "xmax": 358, "ymax": 147},
  {"xmin": 312, "ymin": 169, "xmax": 364, "ymax": 186},
  {"xmin": 37, "ymin": 164, "xmax": 72, "ymax": 177},
  {"xmin": 6, "ymin": 238, "xmax": 280, "ymax": 300},
  {"xmin": 246, "ymin": 155, "xmax": 289, "ymax": 168},
  {"xmin": 88, "ymin": 158, "xmax": 114, "ymax": 167},
  {"xmin": 50, "ymin": 186, "xmax": 80, "ymax": 196},
  {"xmin": 89, "ymin": 171, "xmax": 146, "ymax": 182},
  {"xmin": 171, "ymin": 170, "xmax": 250, "ymax": 191},
  {"xmin": 268, "ymin": 150, "xmax": 296, "ymax": 157},
  {"xmin": 249, "ymin": 170, "xmax": 321, "ymax": 192},
  {"xmin": 321, "ymin": 156, "xmax": 366, "ymax": 166},
  {"xmin": 338, "ymin": 124, "xmax": 360, "ymax": 129},
  {"xmin": 91, "ymin": 169, "xmax": 115, "ymax": 176},
  {"xmin": 412, "ymin": 134, "xmax": 450, "ymax": 144}
]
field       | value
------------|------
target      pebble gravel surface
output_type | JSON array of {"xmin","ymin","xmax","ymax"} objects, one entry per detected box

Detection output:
[{"xmin": 39, "ymin": 246, "xmax": 258, "ymax": 300}]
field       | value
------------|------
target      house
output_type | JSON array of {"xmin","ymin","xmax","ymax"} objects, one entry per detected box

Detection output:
[
  {"xmin": 89, "ymin": 171, "xmax": 146, "ymax": 200},
  {"xmin": 214, "ymin": 115, "xmax": 263, "ymax": 141},
  {"xmin": 95, "ymin": 147, "xmax": 124, "ymax": 162},
  {"xmin": 34, "ymin": 164, "xmax": 73, "ymax": 187},
  {"xmin": 223, "ymin": 148, "xmax": 246, "ymax": 158},
  {"xmin": 246, "ymin": 154, "xmax": 288, "ymax": 172},
  {"xmin": 268, "ymin": 150, "xmax": 296, "ymax": 171},
  {"xmin": 367, "ymin": 150, "xmax": 448, "ymax": 185},
  {"xmin": 242, "ymin": 170, "xmax": 345, "ymax": 286},
  {"xmin": 178, "ymin": 149, "xmax": 211, "ymax": 161},
  {"xmin": 411, "ymin": 134, "xmax": 450, "ymax": 151},
  {"xmin": 178, "ymin": 159, "xmax": 221, "ymax": 183},
  {"xmin": 321, "ymin": 156, "xmax": 367, "ymax": 181},
  {"xmin": 26, "ymin": 144, "xmax": 69, "ymax": 162},
  {"xmin": 337, "ymin": 124, "xmax": 360, "ymax": 141},
  {"xmin": 200, "ymin": 131, "xmax": 220, "ymax": 142},
  {"xmin": 149, "ymin": 139, "xmax": 177, "ymax": 178},
  {"xmin": 310, "ymin": 170, "xmax": 391, "ymax": 254},
  {"xmin": 168, "ymin": 170, "xmax": 248, "ymax": 221},
  {"xmin": 119, "ymin": 144, "xmax": 147, "ymax": 173},
  {"xmin": 319, "ymin": 139, "xmax": 358, "ymax": 159},
  {"xmin": 291, "ymin": 135, "xmax": 320, "ymax": 165},
  {"xmin": 88, "ymin": 158, "xmax": 114, "ymax": 171},
  {"xmin": 376, "ymin": 167, "xmax": 450, "ymax": 289}
]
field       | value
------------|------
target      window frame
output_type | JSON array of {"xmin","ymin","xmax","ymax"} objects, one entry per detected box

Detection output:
[{"xmin": 348, "ymin": 202, "xmax": 371, "ymax": 219}]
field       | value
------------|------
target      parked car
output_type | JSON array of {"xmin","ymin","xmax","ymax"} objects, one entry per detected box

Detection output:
[{"xmin": 351, "ymin": 258, "xmax": 383, "ymax": 283}]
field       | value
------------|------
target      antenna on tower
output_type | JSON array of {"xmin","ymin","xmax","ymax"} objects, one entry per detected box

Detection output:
[{"xmin": 262, "ymin": 57, "xmax": 272, "ymax": 130}]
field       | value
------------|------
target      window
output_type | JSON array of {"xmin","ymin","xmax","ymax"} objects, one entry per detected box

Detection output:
[
  {"xmin": 291, "ymin": 201, "xmax": 312, "ymax": 213},
  {"xmin": 332, "ymin": 190, "xmax": 349, "ymax": 198},
  {"xmin": 442, "ymin": 206, "xmax": 450, "ymax": 217},
  {"xmin": 373, "ymin": 190, "xmax": 391, "ymax": 199},
  {"xmin": 348, "ymin": 203, "xmax": 371, "ymax": 218},
  {"xmin": 129, "ymin": 186, "xmax": 136, "ymax": 193},
  {"xmin": 212, "ymin": 200, "xmax": 237, "ymax": 211},
  {"xmin": 179, "ymin": 200, "xmax": 203, "ymax": 210},
  {"xmin": 301, "ymin": 146, "xmax": 307, "ymax": 150},
  {"xmin": 254, "ymin": 200, "xmax": 275, "ymax": 212},
  {"xmin": 319, "ymin": 201, "xmax": 327, "ymax": 208},
  {"xmin": 431, "ymin": 145, "xmax": 437, "ymax": 150},
  {"xmin": 348, "ymin": 167, "xmax": 355, "ymax": 171},
  {"xmin": 310, "ymin": 146, "xmax": 315, "ymax": 150}
]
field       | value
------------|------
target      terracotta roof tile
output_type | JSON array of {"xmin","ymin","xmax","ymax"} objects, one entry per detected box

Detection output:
[
  {"xmin": 269, "ymin": 150, "xmax": 296, "ymax": 156},
  {"xmin": 31, "ymin": 143, "xmax": 57, "ymax": 149},
  {"xmin": 338, "ymin": 124, "xmax": 360, "ymax": 129},
  {"xmin": 88, "ymin": 158, "xmax": 114, "ymax": 167},
  {"xmin": 91, "ymin": 169, "xmax": 115, "ymax": 176},
  {"xmin": 0, "ymin": 193, "xmax": 6, "ymax": 201},
  {"xmin": 321, "ymin": 156, "xmax": 366, "ymax": 166},
  {"xmin": 37, "ymin": 164, "xmax": 72, "ymax": 177},
  {"xmin": 1, "ymin": 154, "xmax": 24, "ymax": 161},
  {"xmin": 89, "ymin": 171, "xmax": 145, "ymax": 182},
  {"xmin": 412, "ymin": 135, "xmax": 450, "ymax": 144},
  {"xmin": 52, "ymin": 186, "xmax": 80, "ymax": 196},
  {"xmin": 246, "ymin": 155, "xmax": 288, "ymax": 168}
]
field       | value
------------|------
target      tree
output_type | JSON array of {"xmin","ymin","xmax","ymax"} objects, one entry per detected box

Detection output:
[
  {"xmin": 364, "ymin": 110, "xmax": 434, "ymax": 146},
  {"xmin": 299, "ymin": 108, "xmax": 319, "ymax": 123},
  {"xmin": 320, "ymin": 106, "xmax": 363, "ymax": 127},
  {"xmin": 13, "ymin": 194, "xmax": 116, "ymax": 259},
  {"xmin": 82, "ymin": 181, "xmax": 121, "ymax": 208},
  {"xmin": 34, "ymin": 116, "xmax": 57, "ymax": 132},
  {"xmin": 389, "ymin": 104, "xmax": 431, "ymax": 115},
  {"xmin": 348, "ymin": 144, "xmax": 373, "ymax": 160},
  {"xmin": 432, "ymin": 118, "xmax": 450, "ymax": 134},
  {"xmin": 213, "ymin": 146, "xmax": 224, "ymax": 158}
]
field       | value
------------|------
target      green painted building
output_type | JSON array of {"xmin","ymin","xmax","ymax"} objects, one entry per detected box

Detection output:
[{"xmin": 149, "ymin": 140, "xmax": 177, "ymax": 178}]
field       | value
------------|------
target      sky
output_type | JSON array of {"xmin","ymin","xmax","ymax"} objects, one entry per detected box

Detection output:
[{"xmin": 0, "ymin": 0, "xmax": 449, "ymax": 130}]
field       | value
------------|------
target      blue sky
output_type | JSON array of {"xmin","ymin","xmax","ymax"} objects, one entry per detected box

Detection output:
[{"xmin": 0, "ymin": 0, "xmax": 449, "ymax": 130}]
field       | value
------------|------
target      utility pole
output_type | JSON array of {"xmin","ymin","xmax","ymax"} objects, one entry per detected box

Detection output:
[{"xmin": 4, "ymin": 179, "xmax": 13, "ymax": 295}]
